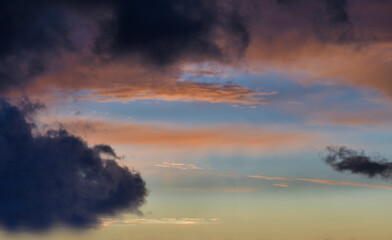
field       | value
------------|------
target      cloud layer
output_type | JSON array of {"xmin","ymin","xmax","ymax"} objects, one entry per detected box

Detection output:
[
  {"xmin": 0, "ymin": 99, "xmax": 147, "ymax": 231},
  {"xmin": 1, "ymin": 0, "xmax": 391, "ymax": 104},
  {"xmin": 53, "ymin": 118, "xmax": 315, "ymax": 152}
]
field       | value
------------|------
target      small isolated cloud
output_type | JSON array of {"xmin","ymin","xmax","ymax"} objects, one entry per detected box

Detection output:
[
  {"xmin": 0, "ymin": 99, "xmax": 147, "ymax": 231},
  {"xmin": 153, "ymin": 162, "xmax": 202, "ymax": 170},
  {"xmin": 323, "ymin": 146, "xmax": 392, "ymax": 179}
]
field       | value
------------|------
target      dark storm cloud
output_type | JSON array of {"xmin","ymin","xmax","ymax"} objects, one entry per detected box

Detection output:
[
  {"xmin": 323, "ymin": 146, "xmax": 392, "ymax": 179},
  {"xmin": 0, "ymin": 0, "xmax": 72, "ymax": 91},
  {"xmin": 0, "ymin": 98, "xmax": 147, "ymax": 231},
  {"xmin": 93, "ymin": 0, "xmax": 250, "ymax": 65}
]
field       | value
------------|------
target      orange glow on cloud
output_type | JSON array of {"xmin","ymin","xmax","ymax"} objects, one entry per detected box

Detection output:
[
  {"xmin": 324, "ymin": 111, "xmax": 392, "ymax": 126},
  {"xmin": 19, "ymin": 56, "xmax": 276, "ymax": 105},
  {"xmin": 53, "ymin": 118, "xmax": 316, "ymax": 151},
  {"xmin": 272, "ymin": 183, "xmax": 288, "ymax": 188},
  {"xmin": 246, "ymin": 40, "xmax": 392, "ymax": 98}
]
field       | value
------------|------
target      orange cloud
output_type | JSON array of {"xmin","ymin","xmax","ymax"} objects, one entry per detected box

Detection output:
[
  {"xmin": 52, "ymin": 118, "xmax": 316, "ymax": 151},
  {"xmin": 248, "ymin": 175, "xmax": 392, "ymax": 190},
  {"xmin": 15, "ymin": 55, "xmax": 276, "ymax": 105},
  {"xmin": 241, "ymin": 0, "xmax": 392, "ymax": 98},
  {"xmin": 272, "ymin": 183, "xmax": 288, "ymax": 188},
  {"xmin": 88, "ymin": 80, "xmax": 276, "ymax": 105},
  {"xmin": 325, "ymin": 111, "xmax": 392, "ymax": 126},
  {"xmin": 246, "ymin": 36, "xmax": 392, "ymax": 95}
]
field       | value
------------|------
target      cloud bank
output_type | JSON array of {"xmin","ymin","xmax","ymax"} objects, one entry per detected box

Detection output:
[
  {"xmin": 1, "ymin": 0, "xmax": 391, "ymax": 103},
  {"xmin": 0, "ymin": 98, "xmax": 147, "ymax": 231}
]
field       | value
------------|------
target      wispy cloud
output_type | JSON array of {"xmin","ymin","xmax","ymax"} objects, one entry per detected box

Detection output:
[
  {"xmin": 100, "ymin": 217, "xmax": 220, "ymax": 227},
  {"xmin": 163, "ymin": 187, "xmax": 258, "ymax": 193},
  {"xmin": 248, "ymin": 175, "xmax": 392, "ymax": 190},
  {"xmin": 272, "ymin": 183, "xmax": 288, "ymax": 188},
  {"xmin": 153, "ymin": 162, "xmax": 202, "ymax": 170}
]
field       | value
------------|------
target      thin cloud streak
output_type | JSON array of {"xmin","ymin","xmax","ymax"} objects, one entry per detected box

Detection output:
[
  {"xmin": 272, "ymin": 183, "xmax": 289, "ymax": 188},
  {"xmin": 153, "ymin": 162, "xmax": 202, "ymax": 170},
  {"xmin": 248, "ymin": 175, "xmax": 392, "ymax": 190},
  {"xmin": 100, "ymin": 217, "xmax": 220, "ymax": 227}
]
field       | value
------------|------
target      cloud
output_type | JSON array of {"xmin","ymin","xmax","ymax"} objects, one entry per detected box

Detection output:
[
  {"xmin": 323, "ymin": 146, "xmax": 392, "ymax": 179},
  {"xmin": 248, "ymin": 175, "xmax": 392, "ymax": 190},
  {"xmin": 52, "ymin": 118, "xmax": 316, "ymax": 151},
  {"xmin": 245, "ymin": 0, "xmax": 392, "ymax": 98},
  {"xmin": 0, "ymin": 98, "xmax": 147, "ymax": 231},
  {"xmin": 0, "ymin": 0, "xmax": 250, "ymax": 93},
  {"xmin": 100, "ymin": 217, "xmax": 220, "ymax": 227},
  {"xmin": 17, "ymin": 56, "xmax": 275, "ymax": 105},
  {"xmin": 272, "ymin": 183, "xmax": 288, "ymax": 188},
  {"xmin": 153, "ymin": 162, "xmax": 202, "ymax": 170},
  {"xmin": 2, "ymin": 0, "xmax": 391, "ymax": 104},
  {"xmin": 92, "ymin": 0, "xmax": 250, "ymax": 65},
  {"xmin": 0, "ymin": 0, "xmax": 73, "ymax": 92},
  {"xmin": 322, "ymin": 111, "xmax": 392, "ymax": 126}
]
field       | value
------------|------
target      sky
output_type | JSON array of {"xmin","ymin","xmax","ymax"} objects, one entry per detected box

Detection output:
[{"xmin": 0, "ymin": 0, "xmax": 392, "ymax": 239}]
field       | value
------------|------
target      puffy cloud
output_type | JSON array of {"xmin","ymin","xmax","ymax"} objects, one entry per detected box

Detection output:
[{"xmin": 0, "ymin": 99, "xmax": 147, "ymax": 231}]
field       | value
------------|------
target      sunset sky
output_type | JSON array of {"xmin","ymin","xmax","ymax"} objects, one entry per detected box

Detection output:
[{"xmin": 1, "ymin": 0, "xmax": 392, "ymax": 240}]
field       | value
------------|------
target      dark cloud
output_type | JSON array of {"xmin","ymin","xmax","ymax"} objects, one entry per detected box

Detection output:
[
  {"xmin": 0, "ymin": 0, "xmax": 72, "ymax": 92},
  {"xmin": 276, "ymin": 0, "xmax": 350, "ymax": 25},
  {"xmin": 0, "ymin": 0, "xmax": 250, "ymax": 92},
  {"xmin": 0, "ymin": 98, "xmax": 147, "ymax": 231},
  {"xmin": 323, "ymin": 146, "xmax": 392, "ymax": 179},
  {"xmin": 318, "ymin": 0, "xmax": 356, "ymax": 44},
  {"xmin": 274, "ymin": 0, "xmax": 355, "ymax": 43},
  {"xmin": 93, "ymin": 0, "xmax": 250, "ymax": 65},
  {"xmin": 325, "ymin": 0, "xmax": 350, "ymax": 25}
]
